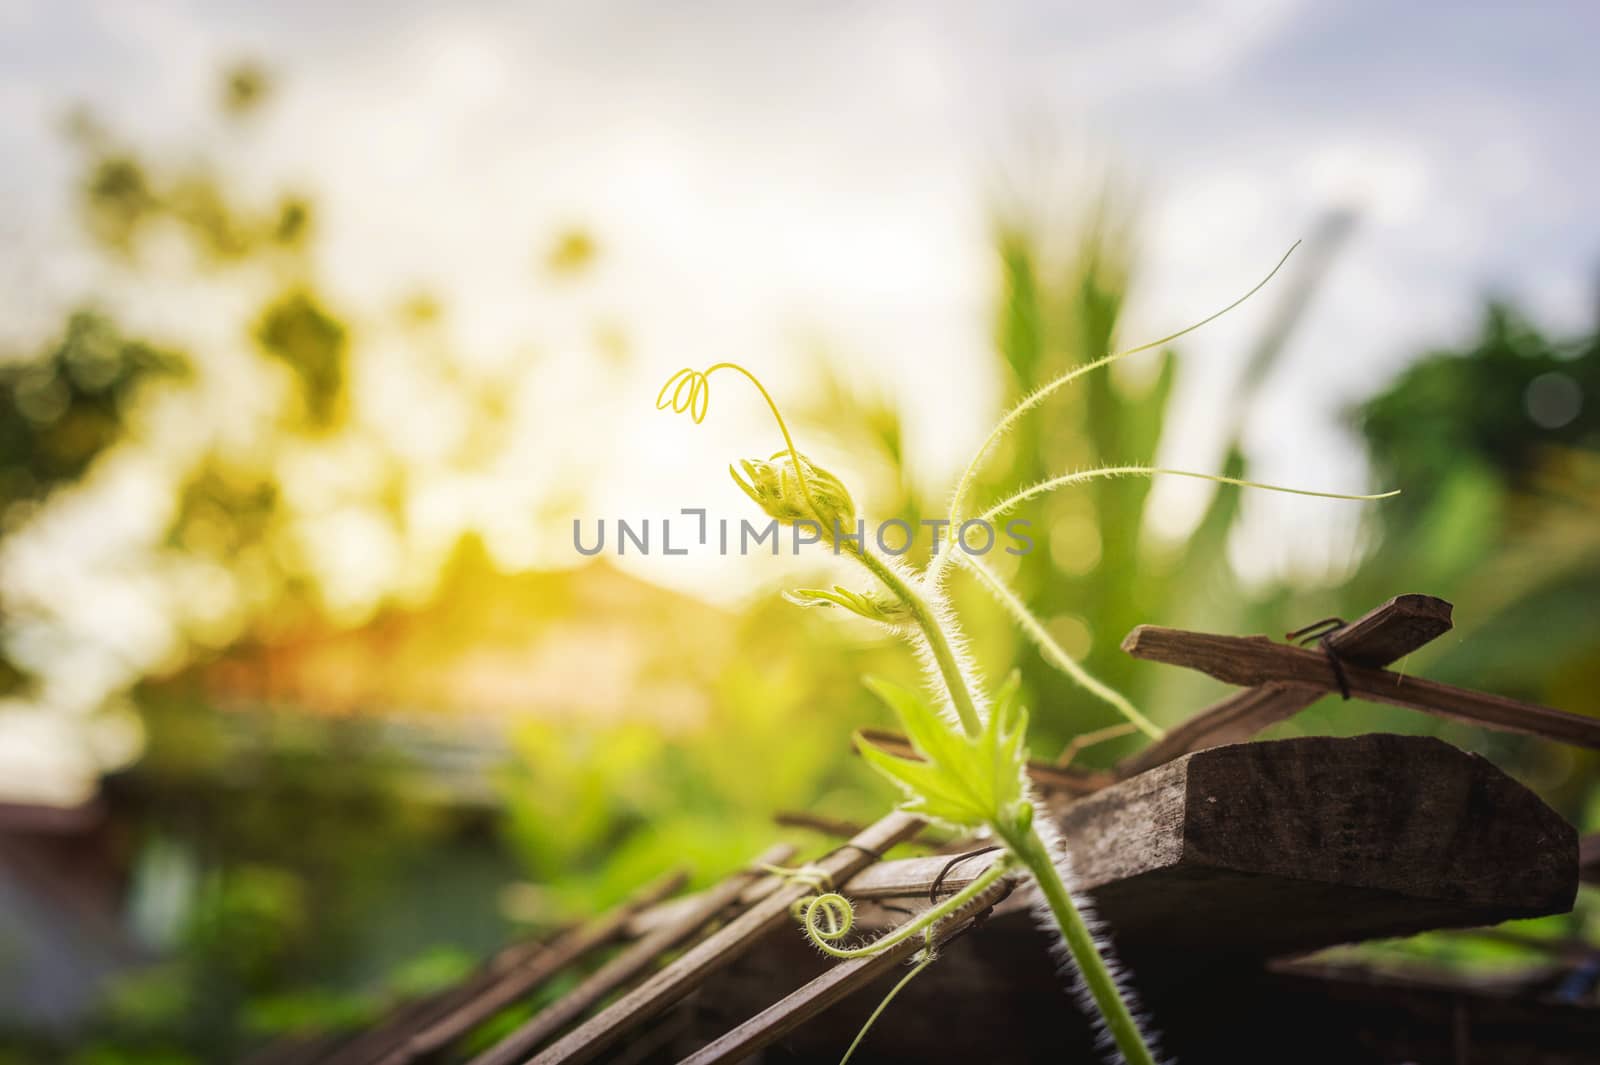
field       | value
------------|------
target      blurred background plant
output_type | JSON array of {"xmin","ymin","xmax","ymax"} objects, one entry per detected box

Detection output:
[{"xmin": 0, "ymin": 20, "xmax": 1597, "ymax": 1063}]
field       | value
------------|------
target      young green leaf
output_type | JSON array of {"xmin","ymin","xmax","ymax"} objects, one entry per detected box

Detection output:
[
  {"xmin": 855, "ymin": 676, "xmax": 1032, "ymax": 832},
  {"xmin": 783, "ymin": 586, "xmax": 909, "ymax": 625}
]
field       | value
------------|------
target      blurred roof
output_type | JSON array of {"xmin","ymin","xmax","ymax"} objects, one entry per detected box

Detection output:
[{"xmin": 145, "ymin": 541, "xmax": 735, "ymax": 728}]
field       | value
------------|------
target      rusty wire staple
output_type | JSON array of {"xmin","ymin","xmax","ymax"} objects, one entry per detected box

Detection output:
[
  {"xmin": 1287, "ymin": 616, "xmax": 1352, "ymax": 700},
  {"xmin": 929, "ymin": 845, "xmax": 1004, "ymax": 905}
]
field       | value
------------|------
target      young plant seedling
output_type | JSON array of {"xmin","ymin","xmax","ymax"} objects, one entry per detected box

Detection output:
[{"xmin": 657, "ymin": 246, "xmax": 1395, "ymax": 1064}]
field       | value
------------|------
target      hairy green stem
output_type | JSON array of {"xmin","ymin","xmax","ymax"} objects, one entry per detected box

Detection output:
[
  {"xmin": 842, "ymin": 500, "xmax": 1157, "ymax": 1065},
  {"xmin": 851, "ymin": 546, "xmax": 983, "ymax": 738},
  {"xmin": 976, "ymin": 465, "xmax": 1398, "ymax": 527},
  {"xmin": 959, "ymin": 554, "xmax": 1164, "ymax": 740},
  {"xmin": 932, "ymin": 241, "xmax": 1301, "ymax": 585},
  {"xmin": 1005, "ymin": 825, "xmax": 1158, "ymax": 1065}
]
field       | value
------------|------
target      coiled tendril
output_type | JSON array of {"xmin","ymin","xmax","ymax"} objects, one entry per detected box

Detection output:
[
  {"xmin": 656, "ymin": 362, "xmax": 821, "ymax": 517},
  {"xmin": 797, "ymin": 854, "xmax": 1013, "ymax": 961},
  {"xmin": 786, "ymin": 857, "xmax": 1014, "ymax": 1064},
  {"xmin": 803, "ymin": 892, "xmax": 855, "ymax": 941}
]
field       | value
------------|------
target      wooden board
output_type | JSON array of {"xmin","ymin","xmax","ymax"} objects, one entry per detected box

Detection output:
[
  {"xmin": 1117, "ymin": 593, "xmax": 1453, "ymax": 776},
  {"xmin": 684, "ymin": 733, "xmax": 1582, "ymax": 1063},
  {"xmin": 839, "ymin": 734, "xmax": 1576, "ymax": 956},
  {"xmin": 1056, "ymin": 733, "xmax": 1577, "ymax": 955},
  {"xmin": 1122, "ymin": 625, "xmax": 1600, "ymax": 750}
]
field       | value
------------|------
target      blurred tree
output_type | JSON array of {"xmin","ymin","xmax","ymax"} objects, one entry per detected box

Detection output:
[
  {"xmin": 0, "ymin": 313, "xmax": 185, "ymax": 519},
  {"xmin": 1331, "ymin": 297, "xmax": 1600, "ymax": 817},
  {"xmin": 1360, "ymin": 301, "xmax": 1598, "ymax": 523},
  {"xmin": 0, "ymin": 61, "xmax": 533, "ymax": 1061},
  {"xmin": 0, "ymin": 312, "xmax": 188, "ymax": 693},
  {"xmin": 254, "ymin": 289, "xmax": 349, "ymax": 430}
]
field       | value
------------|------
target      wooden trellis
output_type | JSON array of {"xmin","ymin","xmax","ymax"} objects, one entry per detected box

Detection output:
[{"xmin": 253, "ymin": 594, "xmax": 1600, "ymax": 1065}]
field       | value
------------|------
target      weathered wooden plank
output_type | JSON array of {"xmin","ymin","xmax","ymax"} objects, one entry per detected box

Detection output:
[
  {"xmin": 1117, "ymin": 594, "xmax": 1453, "ymax": 776},
  {"xmin": 1312, "ymin": 593, "xmax": 1457, "ymax": 667},
  {"xmin": 674, "ymin": 877, "xmax": 1015, "ymax": 1065},
  {"xmin": 623, "ymin": 823, "xmax": 906, "ymax": 940},
  {"xmin": 1582, "ymin": 832, "xmax": 1600, "ymax": 885},
  {"xmin": 839, "ymin": 852, "xmax": 1004, "ymax": 900},
  {"xmin": 467, "ymin": 845, "xmax": 794, "ymax": 1065},
  {"xmin": 529, "ymin": 813, "xmax": 923, "ymax": 1065},
  {"xmin": 793, "ymin": 734, "xmax": 1580, "ymax": 957},
  {"xmin": 684, "ymin": 734, "xmax": 1583, "ymax": 1062},
  {"xmin": 626, "ymin": 846, "xmax": 978, "ymax": 943},
  {"xmin": 371, "ymin": 871, "xmax": 685, "ymax": 1065},
  {"xmin": 1056, "ymin": 733, "xmax": 1577, "ymax": 955},
  {"xmin": 1121, "ymin": 625, "xmax": 1600, "ymax": 750},
  {"xmin": 1257, "ymin": 958, "xmax": 1600, "ymax": 1064}
]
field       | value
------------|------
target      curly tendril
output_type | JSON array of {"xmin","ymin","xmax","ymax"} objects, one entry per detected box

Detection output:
[
  {"xmin": 803, "ymin": 892, "xmax": 855, "ymax": 941},
  {"xmin": 799, "ymin": 855, "xmax": 1013, "ymax": 960},
  {"xmin": 760, "ymin": 862, "xmax": 832, "ymax": 891},
  {"xmin": 758, "ymin": 862, "xmax": 841, "ymax": 924},
  {"xmin": 656, "ymin": 362, "xmax": 820, "ymax": 516}
]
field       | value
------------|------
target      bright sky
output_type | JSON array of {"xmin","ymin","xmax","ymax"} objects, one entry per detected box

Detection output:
[{"xmin": 1, "ymin": 0, "xmax": 1597, "ymax": 800}]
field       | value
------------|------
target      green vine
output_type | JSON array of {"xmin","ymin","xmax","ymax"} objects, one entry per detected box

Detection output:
[{"xmin": 657, "ymin": 245, "xmax": 1395, "ymax": 1064}]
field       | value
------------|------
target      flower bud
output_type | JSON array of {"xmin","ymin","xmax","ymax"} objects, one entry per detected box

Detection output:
[{"xmin": 729, "ymin": 451, "xmax": 857, "ymax": 534}]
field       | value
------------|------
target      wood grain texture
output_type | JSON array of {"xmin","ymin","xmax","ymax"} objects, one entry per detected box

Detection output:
[
  {"xmin": 840, "ymin": 851, "xmax": 1007, "ymax": 900},
  {"xmin": 723, "ymin": 734, "xmax": 1577, "ymax": 960},
  {"xmin": 1057, "ymin": 733, "xmax": 1577, "ymax": 955},
  {"xmin": 1122, "ymin": 625, "xmax": 1600, "ymax": 749},
  {"xmin": 1117, "ymin": 594, "xmax": 1454, "ymax": 776},
  {"xmin": 1317, "ymin": 592, "xmax": 1456, "ymax": 667}
]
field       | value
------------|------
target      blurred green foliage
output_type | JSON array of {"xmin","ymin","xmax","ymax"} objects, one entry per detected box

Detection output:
[
  {"xmin": 1330, "ymin": 301, "xmax": 1600, "ymax": 821},
  {"xmin": 498, "ymin": 591, "xmax": 921, "ymax": 917}
]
